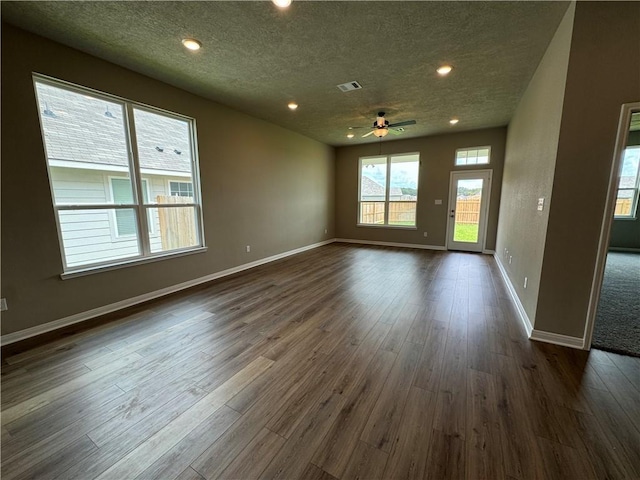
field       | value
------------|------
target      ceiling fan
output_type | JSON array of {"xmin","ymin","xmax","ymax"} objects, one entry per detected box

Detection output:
[{"xmin": 352, "ymin": 112, "xmax": 417, "ymax": 138}]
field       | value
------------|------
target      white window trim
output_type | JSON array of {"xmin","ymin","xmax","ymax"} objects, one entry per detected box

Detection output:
[
  {"xmin": 455, "ymin": 145, "xmax": 492, "ymax": 167},
  {"xmin": 357, "ymin": 152, "xmax": 420, "ymax": 229},
  {"xmin": 33, "ymin": 73, "xmax": 206, "ymax": 276}
]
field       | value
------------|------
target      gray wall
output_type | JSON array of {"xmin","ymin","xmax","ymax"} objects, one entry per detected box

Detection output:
[
  {"xmin": 1, "ymin": 25, "xmax": 335, "ymax": 336},
  {"xmin": 609, "ymin": 129, "xmax": 640, "ymax": 249},
  {"xmin": 536, "ymin": 1, "xmax": 640, "ymax": 338},
  {"xmin": 495, "ymin": 3, "xmax": 575, "ymax": 324},
  {"xmin": 334, "ymin": 128, "xmax": 506, "ymax": 250}
]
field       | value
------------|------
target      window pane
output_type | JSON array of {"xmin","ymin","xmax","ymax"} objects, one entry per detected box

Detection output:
[
  {"xmin": 360, "ymin": 156, "xmax": 387, "ymax": 202},
  {"xmin": 616, "ymin": 147, "xmax": 640, "ymax": 217},
  {"xmin": 58, "ymin": 208, "xmax": 140, "ymax": 268},
  {"xmin": 150, "ymin": 206, "xmax": 199, "ymax": 253},
  {"xmin": 359, "ymin": 202, "xmax": 385, "ymax": 224},
  {"xmin": 477, "ymin": 148, "xmax": 490, "ymax": 164},
  {"xmin": 456, "ymin": 146, "xmax": 491, "ymax": 166},
  {"xmin": 35, "ymin": 82, "xmax": 131, "ymax": 205},
  {"xmin": 615, "ymin": 189, "xmax": 636, "ymax": 216},
  {"xmin": 169, "ymin": 181, "xmax": 194, "ymax": 199},
  {"xmin": 619, "ymin": 146, "xmax": 640, "ymax": 188},
  {"xmin": 134, "ymin": 108, "xmax": 194, "ymax": 187},
  {"xmin": 453, "ymin": 179, "xmax": 483, "ymax": 242},
  {"xmin": 389, "ymin": 154, "xmax": 419, "ymax": 226},
  {"xmin": 388, "ymin": 202, "xmax": 416, "ymax": 226}
]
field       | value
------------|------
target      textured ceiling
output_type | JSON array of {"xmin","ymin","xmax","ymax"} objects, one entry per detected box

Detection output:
[{"xmin": 1, "ymin": 1, "xmax": 570, "ymax": 147}]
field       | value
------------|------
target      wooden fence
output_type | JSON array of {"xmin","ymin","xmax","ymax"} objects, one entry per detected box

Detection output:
[
  {"xmin": 455, "ymin": 197, "xmax": 481, "ymax": 224},
  {"xmin": 156, "ymin": 195, "xmax": 196, "ymax": 250},
  {"xmin": 615, "ymin": 198, "xmax": 633, "ymax": 216},
  {"xmin": 360, "ymin": 202, "xmax": 416, "ymax": 224}
]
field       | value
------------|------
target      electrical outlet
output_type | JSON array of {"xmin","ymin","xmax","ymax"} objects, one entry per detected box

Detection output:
[
  {"xmin": 0, "ymin": 298, "xmax": 7, "ymax": 311},
  {"xmin": 524, "ymin": 277, "xmax": 528, "ymax": 289},
  {"xmin": 423, "ymin": 232, "xmax": 428, "ymax": 237},
  {"xmin": 324, "ymin": 229, "xmax": 327, "ymax": 234},
  {"xmin": 246, "ymin": 245, "xmax": 251, "ymax": 253},
  {"xmin": 509, "ymin": 255, "xmax": 512, "ymax": 264}
]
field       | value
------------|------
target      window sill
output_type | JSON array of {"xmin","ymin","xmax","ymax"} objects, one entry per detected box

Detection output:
[
  {"xmin": 613, "ymin": 216, "xmax": 637, "ymax": 221},
  {"xmin": 60, "ymin": 246, "xmax": 208, "ymax": 280},
  {"xmin": 357, "ymin": 224, "xmax": 417, "ymax": 230}
]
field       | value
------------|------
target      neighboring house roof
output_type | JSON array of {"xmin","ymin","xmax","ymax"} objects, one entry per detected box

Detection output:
[
  {"xmin": 36, "ymin": 82, "xmax": 192, "ymax": 173},
  {"xmin": 361, "ymin": 176, "xmax": 402, "ymax": 197},
  {"xmin": 619, "ymin": 176, "xmax": 637, "ymax": 189}
]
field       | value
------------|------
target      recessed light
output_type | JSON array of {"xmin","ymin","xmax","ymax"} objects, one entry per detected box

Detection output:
[
  {"xmin": 449, "ymin": 118, "xmax": 459, "ymax": 125},
  {"xmin": 272, "ymin": 0, "xmax": 292, "ymax": 8},
  {"xmin": 182, "ymin": 38, "xmax": 202, "ymax": 51},
  {"xmin": 437, "ymin": 65, "xmax": 453, "ymax": 76},
  {"xmin": 288, "ymin": 102, "xmax": 298, "ymax": 110},
  {"xmin": 347, "ymin": 133, "xmax": 355, "ymax": 139}
]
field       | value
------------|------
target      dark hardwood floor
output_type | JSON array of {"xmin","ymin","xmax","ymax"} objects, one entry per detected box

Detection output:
[{"xmin": 1, "ymin": 243, "xmax": 639, "ymax": 479}]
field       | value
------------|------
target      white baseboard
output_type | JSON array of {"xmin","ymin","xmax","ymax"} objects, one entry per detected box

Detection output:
[
  {"xmin": 608, "ymin": 247, "xmax": 640, "ymax": 253},
  {"xmin": 492, "ymin": 253, "xmax": 533, "ymax": 336},
  {"xmin": 1, "ymin": 239, "xmax": 336, "ymax": 346},
  {"xmin": 493, "ymin": 253, "xmax": 586, "ymax": 350},
  {"xmin": 530, "ymin": 329, "xmax": 585, "ymax": 349},
  {"xmin": 335, "ymin": 238, "xmax": 447, "ymax": 251}
]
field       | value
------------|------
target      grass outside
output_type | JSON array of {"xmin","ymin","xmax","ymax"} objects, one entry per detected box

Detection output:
[{"xmin": 453, "ymin": 223, "xmax": 479, "ymax": 242}]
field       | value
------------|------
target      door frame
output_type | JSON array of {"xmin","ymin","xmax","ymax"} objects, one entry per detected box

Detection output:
[
  {"xmin": 584, "ymin": 101, "xmax": 640, "ymax": 350},
  {"xmin": 446, "ymin": 169, "xmax": 492, "ymax": 252}
]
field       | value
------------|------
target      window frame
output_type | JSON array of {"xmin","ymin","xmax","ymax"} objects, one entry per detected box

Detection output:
[
  {"xmin": 109, "ymin": 177, "xmax": 153, "ymax": 238},
  {"xmin": 614, "ymin": 145, "xmax": 640, "ymax": 220},
  {"xmin": 33, "ymin": 74, "xmax": 206, "ymax": 278},
  {"xmin": 455, "ymin": 146, "xmax": 491, "ymax": 167},
  {"xmin": 168, "ymin": 180, "xmax": 194, "ymax": 198},
  {"xmin": 357, "ymin": 152, "xmax": 420, "ymax": 229}
]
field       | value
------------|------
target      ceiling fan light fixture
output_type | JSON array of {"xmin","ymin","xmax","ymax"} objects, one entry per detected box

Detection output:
[
  {"xmin": 347, "ymin": 133, "xmax": 355, "ymax": 139},
  {"xmin": 373, "ymin": 128, "xmax": 389, "ymax": 138},
  {"xmin": 449, "ymin": 118, "xmax": 459, "ymax": 125},
  {"xmin": 181, "ymin": 38, "xmax": 202, "ymax": 51},
  {"xmin": 437, "ymin": 65, "xmax": 453, "ymax": 75},
  {"xmin": 272, "ymin": 0, "xmax": 292, "ymax": 8},
  {"xmin": 287, "ymin": 102, "xmax": 298, "ymax": 110}
]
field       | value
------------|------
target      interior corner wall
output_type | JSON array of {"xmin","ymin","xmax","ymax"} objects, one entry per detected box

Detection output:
[
  {"xmin": 536, "ymin": 1, "xmax": 640, "ymax": 338},
  {"xmin": 495, "ymin": 2, "xmax": 575, "ymax": 324},
  {"xmin": 334, "ymin": 127, "xmax": 506, "ymax": 250},
  {"xmin": 0, "ymin": 24, "xmax": 335, "ymax": 337}
]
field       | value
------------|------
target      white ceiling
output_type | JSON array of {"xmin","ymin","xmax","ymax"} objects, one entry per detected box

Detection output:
[{"xmin": 1, "ymin": 1, "xmax": 570, "ymax": 146}]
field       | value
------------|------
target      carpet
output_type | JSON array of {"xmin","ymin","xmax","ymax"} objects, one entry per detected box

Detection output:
[{"xmin": 592, "ymin": 252, "xmax": 640, "ymax": 357}]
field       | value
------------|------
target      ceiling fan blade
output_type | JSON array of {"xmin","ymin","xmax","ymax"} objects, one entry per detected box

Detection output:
[
  {"xmin": 362, "ymin": 130, "xmax": 375, "ymax": 138},
  {"xmin": 348, "ymin": 126, "xmax": 369, "ymax": 129},
  {"xmin": 388, "ymin": 128, "xmax": 404, "ymax": 136},
  {"xmin": 387, "ymin": 120, "xmax": 416, "ymax": 127}
]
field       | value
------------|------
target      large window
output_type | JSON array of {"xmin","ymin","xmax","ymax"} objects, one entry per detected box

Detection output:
[
  {"xmin": 455, "ymin": 146, "xmax": 490, "ymax": 166},
  {"xmin": 358, "ymin": 153, "xmax": 419, "ymax": 227},
  {"xmin": 615, "ymin": 145, "xmax": 640, "ymax": 218},
  {"xmin": 34, "ymin": 75, "xmax": 204, "ymax": 273}
]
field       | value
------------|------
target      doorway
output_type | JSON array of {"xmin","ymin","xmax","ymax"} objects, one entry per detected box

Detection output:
[{"xmin": 446, "ymin": 170, "xmax": 492, "ymax": 252}]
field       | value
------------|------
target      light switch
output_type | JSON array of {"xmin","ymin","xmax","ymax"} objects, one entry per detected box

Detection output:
[
  {"xmin": 537, "ymin": 197, "xmax": 545, "ymax": 211},
  {"xmin": 435, "ymin": 199, "xmax": 442, "ymax": 205}
]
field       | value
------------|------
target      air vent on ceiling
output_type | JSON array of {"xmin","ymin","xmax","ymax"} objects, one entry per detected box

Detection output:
[{"xmin": 337, "ymin": 81, "xmax": 362, "ymax": 92}]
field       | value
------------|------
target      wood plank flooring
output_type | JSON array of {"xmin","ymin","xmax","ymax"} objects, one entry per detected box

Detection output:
[{"xmin": 2, "ymin": 243, "xmax": 639, "ymax": 479}]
